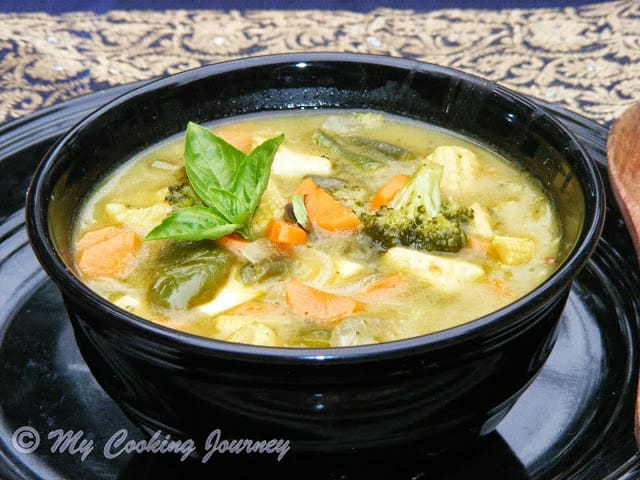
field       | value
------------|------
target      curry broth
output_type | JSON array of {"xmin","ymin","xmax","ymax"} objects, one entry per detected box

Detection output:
[{"xmin": 73, "ymin": 111, "xmax": 563, "ymax": 347}]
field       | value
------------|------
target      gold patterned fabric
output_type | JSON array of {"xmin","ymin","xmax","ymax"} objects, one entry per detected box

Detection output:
[{"xmin": 0, "ymin": 1, "xmax": 638, "ymax": 125}]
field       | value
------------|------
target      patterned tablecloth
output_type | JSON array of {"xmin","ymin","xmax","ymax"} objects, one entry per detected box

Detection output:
[{"xmin": 0, "ymin": 0, "xmax": 638, "ymax": 126}]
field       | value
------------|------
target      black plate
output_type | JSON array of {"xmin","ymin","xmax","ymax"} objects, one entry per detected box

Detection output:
[{"xmin": 0, "ymin": 86, "xmax": 639, "ymax": 479}]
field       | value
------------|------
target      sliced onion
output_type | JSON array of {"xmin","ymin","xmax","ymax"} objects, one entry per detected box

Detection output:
[
  {"xmin": 239, "ymin": 238, "xmax": 274, "ymax": 264},
  {"xmin": 291, "ymin": 246, "xmax": 336, "ymax": 287}
]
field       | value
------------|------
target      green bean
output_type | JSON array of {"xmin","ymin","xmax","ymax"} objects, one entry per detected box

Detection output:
[
  {"xmin": 350, "ymin": 136, "xmax": 415, "ymax": 161},
  {"xmin": 312, "ymin": 130, "xmax": 383, "ymax": 171}
]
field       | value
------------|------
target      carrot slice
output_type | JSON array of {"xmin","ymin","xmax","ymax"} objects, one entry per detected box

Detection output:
[
  {"xmin": 267, "ymin": 219, "xmax": 308, "ymax": 249},
  {"xmin": 294, "ymin": 178, "xmax": 360, "ymax": 233},
  {"xmin": 369, "ymin": 174, "xmax": 410, "ymax": 211},
  {"xmin": 307, "ymin": 187, "xmax": 361, "ymax": 232},
  {"xmin": 225, "ymin": 301, "xmax": 282, "ymax": 316},
  {"xmin": 293, "ymin": 177, "xmax": 319, "ymax": 196},
  {"xmin": 214, "ymin": 122, "xmax": 254, "ymax": 154},
  {"xmin": 356, "ymin": 273, "xmax": 409, "ymax": 303},
  {"xmin": 215, "ymin": 233, "xmax": 251, "ymax": 256},
  {"xmin": 76, "ymin": 226, "xmax": 141, "ymax": 278},
  {"xmin": 286, "ymin": 280, "xmax": 359, "ymax": 324}
]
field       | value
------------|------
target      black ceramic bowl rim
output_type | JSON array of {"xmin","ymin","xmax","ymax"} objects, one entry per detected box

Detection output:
[{"xmin": 26, "ymin": 52, "xmax": 605, "ymax": 364}]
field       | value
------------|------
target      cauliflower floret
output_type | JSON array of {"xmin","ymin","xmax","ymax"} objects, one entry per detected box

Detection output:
[
  {"xmin": 427, "ymin": 146, "xmax": 479, "ymax": 195},
  {"xmin": 351, "ymin": 112, "xmax": 385, "ymax": 128},
  {"xmin": 321, "ymin": 112, "xmax": 385, "ymax": 134},
  {"xmin": 466, "ymin": 202, "xmax": 495, "ymax": 239},
  {"xmin": 105, "ymin": 202, "xmax": 171, "ymax": 235}
]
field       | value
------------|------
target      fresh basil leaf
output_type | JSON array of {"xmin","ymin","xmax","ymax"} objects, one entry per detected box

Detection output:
[
  {"xmin": 145, "ymin": 206, "xmax": 241, "ymax": 241},
  {"xmin": 233, "ymin": 134, "xmax": 284, "ymax": 214},
  {"xmin": 146, "ymin": 122, "xmax": 284, "ymax": 243},
  {"xmin": 184, "ymin": 122, "xmax": 246, "ymax": 207},
  {"xmin": 204, "ymin": 188, "xmax": 243, "ymax": 223}
]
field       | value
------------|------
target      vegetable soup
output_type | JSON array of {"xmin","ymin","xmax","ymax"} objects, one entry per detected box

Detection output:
[{"xmin": 73, "ymin": 112, "xmax": 563, "ymax": 347}]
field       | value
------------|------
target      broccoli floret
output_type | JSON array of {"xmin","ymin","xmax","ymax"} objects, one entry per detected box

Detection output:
[
  {"xmin": 362, "ymin": 162, "xmax": 473, "ymax": 253},
  {"xmin": 441, "ymin": 202, "xmax": 474, "ymax": 223},
  {"xmin": 389, "ymin": 162, "xmax": 443, "ymax": 218},
  {"xmin": 165, "ymin": 182, "xmax": 200, "ymax": 209},
  {"xmin": 325, "ymin": 183, "xmax": 370, "ymax": 217},
  {"xmin": 362, "ymin": 208, "xmax": 468, "ymax": 252}
]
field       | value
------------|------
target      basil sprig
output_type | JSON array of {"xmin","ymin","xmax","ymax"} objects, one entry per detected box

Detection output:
[{"xmin": 146, "ymin": 122, "xmax": 284, "ymax": 241}]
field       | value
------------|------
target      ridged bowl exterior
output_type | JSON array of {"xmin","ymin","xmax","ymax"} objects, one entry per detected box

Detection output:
[
  {"xmin": 64, "ymin": 287, "xmax": 568, "ymax": 454},
  {"xmin": 26, "ymin": 53, "xmax": 604, "ymax": 455}
]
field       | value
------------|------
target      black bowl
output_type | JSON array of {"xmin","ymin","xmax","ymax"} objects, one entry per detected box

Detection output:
[{"xmin": 25, "ymin": 53, "xmax": 604, "ymax": 459}]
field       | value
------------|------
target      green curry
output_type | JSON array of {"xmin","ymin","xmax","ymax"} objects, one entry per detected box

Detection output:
[{"xmin": 73, "ymin": 111, "xmax": 564, "ymax": 347}]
